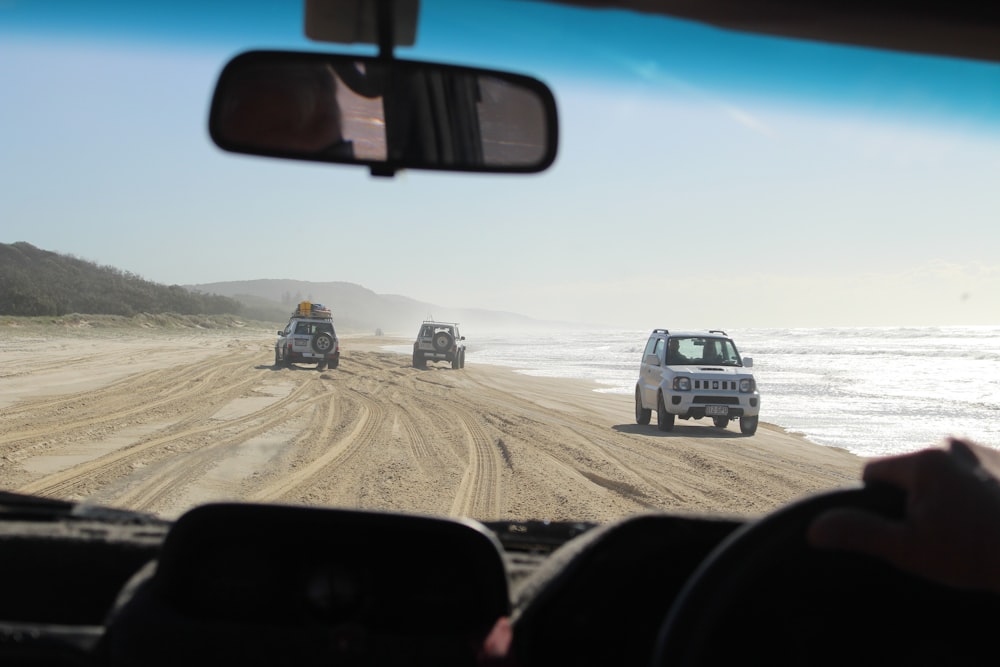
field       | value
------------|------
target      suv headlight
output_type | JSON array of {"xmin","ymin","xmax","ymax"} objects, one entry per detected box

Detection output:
[
  {"xmin": 673, "ymin": 377, "xmax": 691, "ymax": 391},
  {"xmin": 740, "ymin": 378, "xmax": 756, "ymax": 393}
]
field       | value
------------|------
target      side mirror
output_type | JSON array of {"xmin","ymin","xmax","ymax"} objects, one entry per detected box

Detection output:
[
  {"xmin": 644, "ymin": 354, "xmax": 661, "ymax": 367},
  {"xmin": 277, "ymin": 331, "xmax": 284, "ymax": 336},
  {"xmin": 743, "ymin": 357, "xmax": 753, "ymax": 368},
  {"xmin": 209, "ymin": 50, "xmax": 559, "ymax": 177}
]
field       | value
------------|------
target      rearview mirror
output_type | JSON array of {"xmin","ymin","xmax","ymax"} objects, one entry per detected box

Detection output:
[{"xmin": 209, "ymin": 50, "xmax": 559, "ymax": 176}]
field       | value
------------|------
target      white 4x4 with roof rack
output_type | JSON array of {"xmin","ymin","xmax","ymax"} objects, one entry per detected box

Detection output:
[
  {"xmin": 635, "ymin": 329, "xmax": 760, "ymax": 435},
  {"xmin": 274, "ymin": 301, "xmax": 340, "ymax": 371},
  {"xmin": 412, "ymin": 321, "xmax": 466, "ymax": 369}
]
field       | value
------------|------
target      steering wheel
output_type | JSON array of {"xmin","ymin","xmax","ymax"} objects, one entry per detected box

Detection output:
[{"xmin": 650, "ymin": 484, "xmax": 1000, "ymax": 666}]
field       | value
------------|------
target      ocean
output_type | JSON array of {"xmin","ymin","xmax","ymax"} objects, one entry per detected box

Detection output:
[{"xmin": 394, "ymin": 326, "xmax": 1000, "ymax": 459}]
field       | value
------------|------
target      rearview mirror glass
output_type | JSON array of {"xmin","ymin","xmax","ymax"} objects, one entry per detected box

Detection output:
[{"xmin": 209, "ymin": 50, "xmax": 558, "ymax": 175}]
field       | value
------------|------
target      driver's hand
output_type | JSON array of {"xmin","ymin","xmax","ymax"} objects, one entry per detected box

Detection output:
[{"xmin": 808, "ymin": 437, "xmax": 1000, "ymax": 593}]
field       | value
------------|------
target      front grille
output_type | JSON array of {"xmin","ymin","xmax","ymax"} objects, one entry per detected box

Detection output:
[
  {"xmin": 693, "ymin": 396, "xmax": 740, "ymax": 405},
  {"xmin": 694, "ymin": 379, "xmax": 738, "ymax": 391}
]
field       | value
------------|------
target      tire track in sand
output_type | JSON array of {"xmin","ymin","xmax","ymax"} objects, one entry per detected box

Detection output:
[
  {"xmin": 448, "ymin": 403, "xmax": 504, "ymax": 519},
  {"xmin": 14, "ymin": 374, "xmax": 319, "ymax": 501},
  {"xmin": 0, "ymin": 355, "xmax": 259, "ymax": 451},
  {"xmin": 248, "ymin": 391, "xmax": 385, "ymax": 503},
  {"xmin": 107, "ymin": 385, "xmax": 335, "ymax": 512}
]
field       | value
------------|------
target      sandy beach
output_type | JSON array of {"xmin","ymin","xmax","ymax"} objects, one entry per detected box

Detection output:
[{"xmin": 0, "ymin": 328, "xmax": 864, "ymax": 521}]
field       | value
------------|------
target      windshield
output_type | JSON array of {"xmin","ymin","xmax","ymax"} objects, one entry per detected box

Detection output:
[
  {"xmin": 1, "ymin": 0, "xmax": 998, "ymax": 525},
  {"xmin": 665, "ymin": 337, "xmax": 741, "ymax": 366}
]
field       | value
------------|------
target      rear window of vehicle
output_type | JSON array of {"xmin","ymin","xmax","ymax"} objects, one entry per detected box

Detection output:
[{"xmin": 294, "ymin": 322, "xmax": 334, "ymax": 335}]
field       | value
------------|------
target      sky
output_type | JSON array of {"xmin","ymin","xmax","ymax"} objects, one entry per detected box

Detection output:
[{"xmin": 2, "ymin": 0, "xmax": 1000, "ymax": 329}]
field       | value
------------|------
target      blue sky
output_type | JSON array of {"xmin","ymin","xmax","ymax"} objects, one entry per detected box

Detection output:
[{"xmin": 2, "ymin": 0, "xmax": 999, "ymax": 328}]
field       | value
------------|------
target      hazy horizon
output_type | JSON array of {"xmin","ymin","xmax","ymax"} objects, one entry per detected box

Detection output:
[{"xmin": 191, "ymin": 275, "xmax": 997, "ymax": 331}]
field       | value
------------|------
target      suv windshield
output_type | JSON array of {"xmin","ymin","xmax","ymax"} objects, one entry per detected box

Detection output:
[
  {"xmin": 3, "ymin": 5, "xmax": 1000, "ymax": 666},
  {"xmin": 1, "ymin": 0, "xmax": 998, "ymax": 526},
  {"xmin": 666, "ymin": 337, "xmax": 741, "ymax": 366}
]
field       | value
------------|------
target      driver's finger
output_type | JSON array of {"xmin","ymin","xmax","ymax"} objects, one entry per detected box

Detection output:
[
  {"xmin": 861, "ymin": 448, "xmax": 953, "ymax": 491},
  {"xmin": 807, "ymin": 507, "xmax": 906, "ymax": 559}
]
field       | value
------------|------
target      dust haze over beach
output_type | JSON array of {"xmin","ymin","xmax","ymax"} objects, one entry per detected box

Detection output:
[{"xmin": 0, "ymin": 327, "xmax": 863, "ymax": 521}]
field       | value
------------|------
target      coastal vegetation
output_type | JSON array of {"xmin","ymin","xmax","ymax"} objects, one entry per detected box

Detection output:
[{"xmin": 0, "ymin": 242, "xmax": 242, "ymax": 318}]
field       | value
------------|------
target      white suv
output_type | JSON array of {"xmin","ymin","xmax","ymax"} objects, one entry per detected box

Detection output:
[
  {"xmin": 412, "ymin": 321, "xmax": 466, "ymax": 369},
  {"xmin": 274, "ymin": 302, "xmax": 340, "ymax": 371},
  {"xmin": 635, "ymin": 329, "xmax": 760, "ymax": 435}
]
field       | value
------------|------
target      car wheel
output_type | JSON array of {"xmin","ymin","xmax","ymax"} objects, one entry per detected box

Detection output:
[
  {"xmin": 657, "ymin": 393, "xmax": 674, "ymax": 432},
  {"xmin": 311, "ymin": 332, "xmax": 335, "ymax": 354},
  {"xmin": 635, "ymin": 386, "xmax": 651, "ymax": 425},
  {"xmin": 316, "ymin": 360, "xmax": 327, "ymax": 371},
  {"xmin": 739, "ymin": 415, "xmax": 758, "ymax": 435},
  {"xmin": 413, "ymin": 352, "xmax": 426, "ymax": 369},
  {"xmin": 328, "ymin": 356, "xmax": 339, "ymax": 369},
  {"xmin": 433, "ymin": 332, "xmax": 454, "ymax": 352},
  {"xmin": 713, "ymin": 416, "xmax": 729, "ymax": 429},
  {"xmin": 274, "ymin": 347, "xmax": 281, "ymax": 367},
  {"xmin": 452, "ymin": 354, "xmax": 461, "ymax": 369},
  {"xmin": 459, "ymin": 349, "xmax": 466, "ymax": 368}
]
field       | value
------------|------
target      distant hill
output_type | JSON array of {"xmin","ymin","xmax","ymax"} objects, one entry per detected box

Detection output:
[
  {"xmin": 190, "ymin": 279, "xmax": 562, "ymax": 334},
  {"xmin": 0, "ymin": 242, "xmax": 242, "ymax": 317},
  {"xmin": 0, "ymin": 242, "xmax": 566, "ymax": 332}
]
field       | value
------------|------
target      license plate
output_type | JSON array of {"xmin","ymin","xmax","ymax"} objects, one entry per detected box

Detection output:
[{"xmin": 705, "ymin": 405, "xmax": 728, "ymax": 416}]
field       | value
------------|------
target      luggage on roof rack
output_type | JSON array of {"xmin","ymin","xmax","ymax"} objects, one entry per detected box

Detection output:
[{"xmin": 293, "ymin": 301, "xmax": 332, "ymax": 318}]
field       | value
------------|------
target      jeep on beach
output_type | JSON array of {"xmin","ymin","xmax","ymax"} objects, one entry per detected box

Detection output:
[
  {"xmin": 412, "ymin": 321, "xmax": 466, "ymax": 369},
  {"xmin": 275, "ymin": 301, "xmax": 340, "ymax": 371},
  {"xmin": 635, "ymin": 329, "xmax": 760, "ymax": 435}
]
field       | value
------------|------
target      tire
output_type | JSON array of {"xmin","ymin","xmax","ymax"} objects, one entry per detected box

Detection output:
[
  {"xmin": 412, "ymin": 352, "xmax": 426, "ymax": 369},
  {"xmin": 311, "ymin": 332, "xmax": 335, "ymax": 354},
  {"xmin": 657, "ymin": 393, "xmax": 675, "ymax": 432},
  {"xmin": 713, "ymin": 415, "xmax": 729, "ymax": 429},
  {"xmin": 433, "ymin": 332, "xmax": 454, "ymax": 352},
  {"xmin": 635, "ymin": 386, "xmax": 651, "ymax": 425},
  {"xmin": 740, "ymin": 415, "xmax": 759, "ymax": 436},
  {"xmin": 328, "ymin": 356, "xmax": 339, "ymax": 369},
  {"xmin": 316, "ymin": 360, "xmax": 327, "ymax": 371},
  {"xmin": 452, "ymin": 354, "xmax": 460, "ymax": 369},
  {"xmin": 274, "ymin": 347, "xmax": 281, "ymax": 367},
  {"xmin": 459, "ymin": 349, "xmax": 466, "ymax": 369}
]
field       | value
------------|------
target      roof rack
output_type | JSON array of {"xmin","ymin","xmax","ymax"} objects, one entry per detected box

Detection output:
[
  {"xmin": 291, "ymin": 300, "xmax": 333, "ymax": 319},
  {"xmin": 652, "ymin": 328, "xmax": 669, "ymax": 334},
  {"xmin": 709, "ymin": 329, "xmax": 728, "ymax": 335}
]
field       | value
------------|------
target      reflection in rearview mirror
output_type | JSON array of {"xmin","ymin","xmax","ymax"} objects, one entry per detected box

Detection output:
[{"xmin": 209, "ymin": 51, "xmax": 558, "ymax": 175}]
